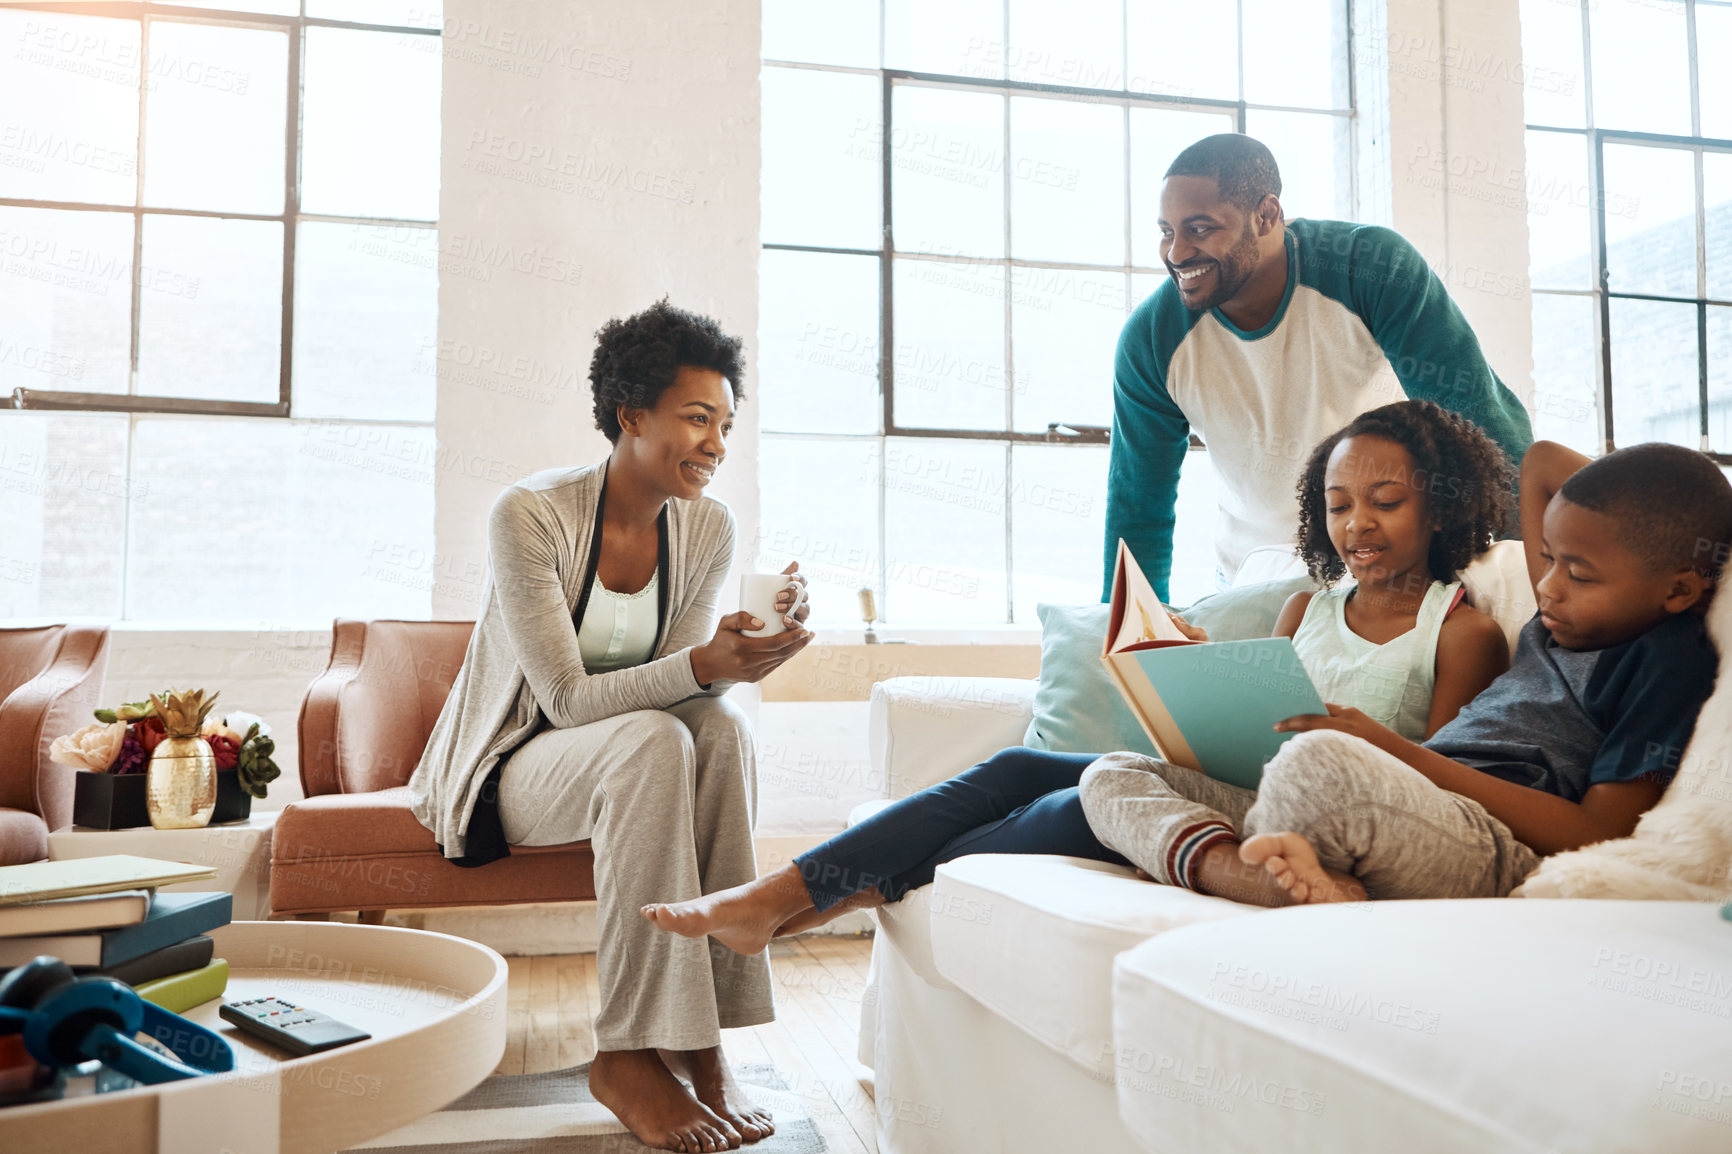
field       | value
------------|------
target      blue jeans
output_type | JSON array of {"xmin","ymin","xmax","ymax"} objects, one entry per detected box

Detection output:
[{"xmin": 792, "ymin": 746, "xmax": 1132, "ymax": 911}]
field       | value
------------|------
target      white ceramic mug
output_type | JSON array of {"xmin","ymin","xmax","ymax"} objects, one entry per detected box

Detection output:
[{"xmin": 739, "ymin": 573, "xmax": 808, "ymax": 638}]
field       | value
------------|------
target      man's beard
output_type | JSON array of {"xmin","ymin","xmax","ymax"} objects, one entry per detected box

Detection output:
[{"xmin": 1173, "ymin": 219, "xmax": 1261, "ymax": 312}]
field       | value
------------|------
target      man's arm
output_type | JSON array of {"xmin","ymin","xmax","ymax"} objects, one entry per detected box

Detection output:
[
  {"xmin": 1275, "ymin": 707, "xmax": 1663, "ymax": 855},
  {"xmin": 1103, "ymin": 302, "xmax": 1191, "ymax": 603},
  {"xmin": 1345, "ymin": 226, "xmax": 1534, "ymax": 473}
]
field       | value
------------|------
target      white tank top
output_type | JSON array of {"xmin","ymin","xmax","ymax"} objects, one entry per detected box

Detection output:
[
  {"xmin": 1291, "ymin": 580, "xmax": 1459, "ymax": 742},
  {"xmin": 575, "ymin": 570, "xmax": 659, "ymax": 674}
]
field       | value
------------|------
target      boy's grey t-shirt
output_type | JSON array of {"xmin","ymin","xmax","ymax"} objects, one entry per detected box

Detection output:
[{"xmin": 1424, "ymin": 612, "xmax": 1717, "ymax": 803}]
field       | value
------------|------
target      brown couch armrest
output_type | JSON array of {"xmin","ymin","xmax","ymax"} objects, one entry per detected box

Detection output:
[
  {"xmin": 0, "ymin": 624, "xmax": 110, "ymax": 831},
  {"xmin": 298, "ymin": 619, "xmax": 369, "ymax": 798}
]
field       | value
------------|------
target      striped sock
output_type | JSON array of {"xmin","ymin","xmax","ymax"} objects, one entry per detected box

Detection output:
[{"xmin": 1166, "ymin": 821, "xmax": 1239, "ymax": 892}]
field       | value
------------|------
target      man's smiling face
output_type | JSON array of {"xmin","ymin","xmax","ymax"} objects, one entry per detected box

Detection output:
[{"xmin": 1158, "ymin": 174, "xmax": 1265, "ymax": 312}]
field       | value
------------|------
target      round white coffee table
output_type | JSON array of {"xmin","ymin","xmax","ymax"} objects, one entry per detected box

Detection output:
[{"xmin": 4, "ymin": 920, "xmax": 508, "ymax": 1154}]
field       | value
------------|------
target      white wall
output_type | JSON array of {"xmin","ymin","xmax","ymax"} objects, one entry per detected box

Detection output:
[
  {"xmin": 1356, "ymin": 0, "xmax": 1536, "ymax": 403},
  {"xmin": 432, "ymin": 0, "xmax": 762, "ymax": 618}
]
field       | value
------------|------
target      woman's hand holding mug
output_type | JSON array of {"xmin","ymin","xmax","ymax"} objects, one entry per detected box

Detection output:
[{"xmin": 690, "ymin": 563, "xmax": 813, "ymax": 685}]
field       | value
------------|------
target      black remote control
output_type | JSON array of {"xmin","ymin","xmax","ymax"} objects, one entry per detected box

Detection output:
[{"xmin": 219, "ymin": 996, "xmax": 372, "ymax": 1056}]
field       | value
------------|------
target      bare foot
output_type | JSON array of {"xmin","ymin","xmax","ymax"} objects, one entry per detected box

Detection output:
[
  {"xmin": 660, "ymin": 1046, "xmax": 775, "ymax": 1144},
  {"xmin": 589, "ymin": 1048, "xmax": 741, "ymax": 1152},
  {"xmin": 642, "ymin": 863, "xmax": 815, "ymax": 956},
  {"xmin": 1240, "ymin": 833, "xmax": 1367, "ymax": 904},
  {"xmin": 773, "ymin": 885, "xmax": 886, "ymax": 938}
]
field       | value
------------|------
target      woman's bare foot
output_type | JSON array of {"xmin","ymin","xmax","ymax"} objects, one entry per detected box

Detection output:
[
  {"xmin": 642, "ymin": 863, "xmax": 815, "ymax": 956},
  {"xmin": 772, "ymin": 884, "xmax": 886, "ymax": 938},
  {"xmin": 1240, "ymin": 832, "xmax": 1367, "ymax": 904},
  {"xmin": 589, "ymin": 1049, "xmax": 741, "ymax": 1152},
  {"xmin": 660, "ymin": 1046, "xmax": 775, "ymax": 1144}
]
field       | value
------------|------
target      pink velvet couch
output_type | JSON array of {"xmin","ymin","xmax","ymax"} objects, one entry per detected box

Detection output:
[{"xmin": 0, "ymin": 624, "xmax": 111, "ymax": 865}]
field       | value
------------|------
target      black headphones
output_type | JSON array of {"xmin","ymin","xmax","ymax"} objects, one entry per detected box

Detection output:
[{"xmin": 0, "ymin": 956, "xmax": 235, "ymax": 1087}]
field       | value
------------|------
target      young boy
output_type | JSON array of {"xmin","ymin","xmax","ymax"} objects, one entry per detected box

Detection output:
[{"xmin": 1081, "ymin": 440, "xmax": 1732, "ymax": 905}]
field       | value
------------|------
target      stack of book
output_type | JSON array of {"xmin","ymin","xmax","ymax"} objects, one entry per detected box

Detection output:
[{"xmin": 0, "ymin": 856, "xmax": 235, "ymax": 1012}]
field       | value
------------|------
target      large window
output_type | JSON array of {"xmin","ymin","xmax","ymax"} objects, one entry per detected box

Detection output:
[
  {"xmin": 0, "ymin": 1, "xmax": 440, "ymax": 621},
  {"xmin": 1522, "ymin": 0, "xmax": 1732, "ymax": 458},
  {"xmin": 758, "ymin": 1, "xmax": 1353, "ymax": 623}
]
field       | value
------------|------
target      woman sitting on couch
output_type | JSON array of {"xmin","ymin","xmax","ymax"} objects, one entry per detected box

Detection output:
[{"xmin": 644, "ymin": 400, "xmax": 1515, "ymax": 953}]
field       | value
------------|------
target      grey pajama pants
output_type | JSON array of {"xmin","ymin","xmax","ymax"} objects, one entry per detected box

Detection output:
[
  {"xmin": 494, "ymin": 695, "xmax": 774, "ymax": 1051},
  {"xmin": 1079, "ymin": 730, "xmax": 1543, "ymax": 899}
]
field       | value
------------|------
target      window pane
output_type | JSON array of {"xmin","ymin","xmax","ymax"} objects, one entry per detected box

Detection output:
[
  {"xmin": 142, "ymin": 21, "xmax": 287, "ymax": 215},
  {"xmin": 1518, "ymin": 0, "xmax": 1586, "ymax": 129},
  {"xmin": 762, "ymin": 68, "xmax": 881, "ymax": 250},
  {"xmin": 1602, "ymin": 143, "xmax": 1697, "ymax": 299},
  {"xmin": 1126, "ymin": 0, "xmax": 1239, "ymax": 101},
  {"xmin": 1131, "ymin": 271, "xmax": 1165, "ymax": 309},
  {"xmin": 0, "ymin": 412, "xmax": 129, "ymax": 618},
  {"xmin": 1609, "ymin": 297, "xmax": 1699, "ymax": 448},
  {"xmin": 1170, "ymin": 448, "xmax": 1222, "ymax": 607},
  {"xmin": 757, "ymin": 436, "xmax": 881, "ymax": 626},
  {"xmin": 1242, "ymin": 0, "xmax": 1345, "ymax": 111},
  {"xmin": 1243, "ymin": 111, "xmax": 1346, "ymax": 221},
  {"xmin": 759, "ymin": 249, "xmax": 880, "ymax": 434},
  {"xmin": 0, "ymin": 11, "xmax": 139, "ymax": 205},
  {"xmin": 1707, "ymin": 151, "xmax": 1732, "ymax": 303},
  {"xmin": 305, "ymin": 1, "xmax": 443, "ymax": 25},
  {"xmin": 1129, "ymin": 108, "xmax": 1237, "ymax": 268},
  {"xmin": 1525, "ymin": 130, "xmax": 1592, "ymax": 290},
  {"xmin": 1703, "ymin": 5, "xmax": 1732, "ymax": 142},
  {"xmin": 1588, "ymin": 0, "xmax": 1690, "ymax": 136},
  {"xmin": 1006, "ymin": 0, "xmax": 1122, "ymax": 89},
  {"xmin": 0, "ymin": 208, "xmax": 133, "ymax": 396},
  {"xmin": 885, "ymin": 0, "xmax": 1003, "ymax": 77},
  {"xmin": 1529, "ymin": 293, "xmax": 1599, "ymax": 456},
  {"xmin": 160, "ymin": 0, "xmax": 296, "ymax": 13},
  {"xmin": 136, "ymin": 215, "xmax": 282, "ymax": 403},
  {"xmin": 891, "ymin": 86, "xmax": 1005, "ymax": 260},
  {"xmin": 292, "ymin": 222, "xmax": 437, "ymax": 422},
  {"xmin": 882, "ymin": 438, "xmax": 1006, "ymax": 623},
  {"xmin": 1008, "ymin": 97, "xmax": 1125, "ymax": 266},
  {"xmin": 1011, "ymin": 269, "xmax": 1124, "ymax": 432},
  {"xmin": 1011, "ymin": 444, "xmax": 1107, "ymax": 621},
  {"xmin": 1709, "ymin": 306, "xmax": 1732, "ymax": 454},
  {"xmin": 303, "ymin": 27, "xmax": 440, "ymax": 220},
  {"xmin": 763, "ymin": 0, "xmax": 877, "ymax": 67},
  {"xmin": 126, "ymin": 417, "xmax": 435, "ymax": 620},
  {"xmin": 891, "ymin": 259, "xmax": 1006, "ymax": 431}
]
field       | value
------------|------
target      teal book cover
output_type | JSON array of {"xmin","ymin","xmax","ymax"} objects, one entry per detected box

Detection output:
[{"xmin": 1129, "ymin": 638, "xmax": 1327, "ymax": 790}]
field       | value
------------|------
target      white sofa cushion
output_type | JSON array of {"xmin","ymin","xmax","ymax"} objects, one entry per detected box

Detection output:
[
  {"xmin": 928, "ymin": 854, "xmax": 1253, "ymax": 1081},
  {"xmin": 1113, "ymin": 898, "xmax": 1732, "ymax": 1154},
  {"xmin": 869, "ymin": 676, "xmax": 1037, "ymax": 798}
]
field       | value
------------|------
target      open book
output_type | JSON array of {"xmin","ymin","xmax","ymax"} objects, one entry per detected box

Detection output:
[{"xmin": 1101, "ymin": 541, "xmax": 1326, "ymax": 790}]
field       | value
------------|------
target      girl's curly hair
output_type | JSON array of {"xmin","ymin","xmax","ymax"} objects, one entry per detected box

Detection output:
[
  {"xmin": 590, "ymin": 298, "xmax": 745, "ymax": 443},
  {"xmin": 1295, "ymin": 399, "xmax": 1515, "ymax": 586}
]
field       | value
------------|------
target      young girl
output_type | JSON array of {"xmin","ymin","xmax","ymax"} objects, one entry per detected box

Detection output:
[{"xmin": 644, "ymin": 400, "xmax": 1517, "ymax": 953}]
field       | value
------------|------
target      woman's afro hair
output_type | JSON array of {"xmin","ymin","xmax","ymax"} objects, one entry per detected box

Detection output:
[
  {"xmin": 589, "ymin": 298, "xmax": 745, "ymax": 443},
  {"xmin": 1295, "ymin": 399, "xmax": 1516, "ymax": 586}
]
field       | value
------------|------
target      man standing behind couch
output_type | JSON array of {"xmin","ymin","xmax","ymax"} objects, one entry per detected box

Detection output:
[{"xmin": 1106, "ymin": 133, "xmax": 1533, "ymax": 603}]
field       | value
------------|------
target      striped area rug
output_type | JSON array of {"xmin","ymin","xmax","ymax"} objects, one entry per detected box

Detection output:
[{"xmin": 346, "ymin": 1063, "xmax": 828, "ymax": 1153}]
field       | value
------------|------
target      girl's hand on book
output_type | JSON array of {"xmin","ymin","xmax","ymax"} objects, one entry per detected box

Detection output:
[
  {"xmin": 1274, "ymin": 703, "xmax": 1403, "ymax": 755},
  {"xmin": 1167, "ymin": 613, "xmax": 1208, "ymax": 642}
]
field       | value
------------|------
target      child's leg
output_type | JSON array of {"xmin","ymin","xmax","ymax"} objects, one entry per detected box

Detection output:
[
  {"xmin": 1245, "ymin": 730, "xmax": 1543, "ymax": 900},
  {"xmin": 1078, "ymin": 752, "xmax": 1258, "ymax": 891}
]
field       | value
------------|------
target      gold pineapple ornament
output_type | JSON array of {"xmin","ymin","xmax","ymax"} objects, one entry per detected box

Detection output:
[{"xmin": 146, "ymin": 688, "xmax": 220, "ymax": 829}]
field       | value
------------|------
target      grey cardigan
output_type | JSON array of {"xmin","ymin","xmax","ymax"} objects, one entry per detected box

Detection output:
[{"xmin": 409, "ymin": 462, "xmax": 736, "ymax": 862}]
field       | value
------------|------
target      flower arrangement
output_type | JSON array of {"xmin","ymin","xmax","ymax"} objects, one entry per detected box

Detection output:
[{"xmin": 50, "ymin": 690, "xmax": 282, "ymax": 799}]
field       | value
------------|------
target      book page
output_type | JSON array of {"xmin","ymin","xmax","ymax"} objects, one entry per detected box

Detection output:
[{"xmin": 1106, "ymin": 539, "xmax": 1191, "ymax": 654}]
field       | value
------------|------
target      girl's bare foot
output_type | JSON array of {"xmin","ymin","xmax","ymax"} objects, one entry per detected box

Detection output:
[
  {"xmin": 642, "ymin": 863, "xmax": 814, "ymax": 956},
  {"xmin": 660, "ymin": 1046, "xmax": 775, "ymax": 1144},
  {"xmin": 1240, "ymin": 832, "xmax": 1367, "ymax": 903},
  {"xmin": 589, "ymin": 1048, "xmax": 741, "ymax": 1152}
]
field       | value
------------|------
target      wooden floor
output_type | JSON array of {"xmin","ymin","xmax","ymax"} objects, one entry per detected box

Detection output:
[{"xmin": 493, "ymin": 933, "xmax": 879, "ymax": 1154}]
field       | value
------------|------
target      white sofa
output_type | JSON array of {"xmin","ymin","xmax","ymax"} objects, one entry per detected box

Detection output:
[{"xmin": 856, "ymin": 675, "xmax": 1732, "ymax": 1154}]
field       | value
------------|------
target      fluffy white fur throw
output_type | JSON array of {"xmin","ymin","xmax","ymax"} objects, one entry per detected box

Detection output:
[{"xmin": 1514, "ymin": 588, "xmax": 1732, "ymax": 900}]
